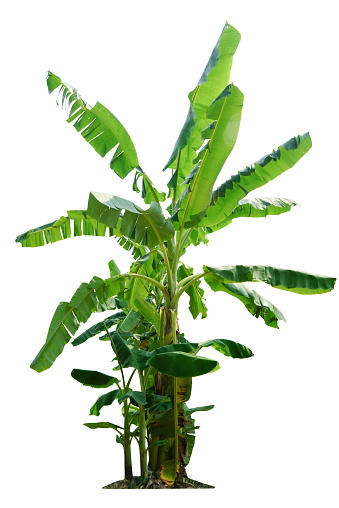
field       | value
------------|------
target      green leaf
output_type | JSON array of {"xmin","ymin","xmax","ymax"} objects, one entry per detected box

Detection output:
[
  {"xmin": 148, "ymin": 440, "xmax": 169, "ymax": 448},
  {"xmin": 16, "ymin": 210, "xmax": 110, "ymax": 248},
  {"xmin": 111, "ymin": 331, "xmax": 151, "ymax": 371},
  {"xmin": 150, "ymin": 343, "xmax": 196, "ymax": 356},
  {"xmin": 185, "ymin": 405, "xmax": 215, "ymax": 415},
  {"xmin": 83, "ymin": 421, "xmax": 124, "ymax": 432},
  {"xmin": 172, "ymin": 84, "xmax": 244, "ymax": 227},
  {"xmin": 204, "ymin": 265, "xmax": 336, "ymax": 295},
  {"xmin": 87, "ymin": 192, "xmax": 175, "ymax": 249},
  {"xmin": 206, "ymin": 197, "xmax": 298, "ymax": 233},
  {"xmin": 108, "ymin": 259, "xmax": 120, "ymax": 277},
  {"xmin": 30, "ymin": 274, "xmax": 125, "ymax": 373},
  {"xmin": 47, "ymin": 71, "xmax": 139, "ymax": 177},
  {"xmin": 89, "ymin": 389, "xmax": 121, "ymax": 416},
  {"xmin": 195, "ymin": 339, "xmax": 253, "ymax": 359},
  {"xmin": 119, "ymin": 309, "xmax": 142, "ymax": 333},
  {"xmin": 201, "ymin": 133, "xmax": 312, "ymax": 227},
  {"xmin": 71, "ymin": 369, "xmax": 119, "ymax": 388},
  {"xmin": 163, "ymin": 23, "xmax": 241, "ymax": 199},
  {"xmin": 177, "ymin": 264, "xmax": 207, "ymax": 319},
  {"xmin": 133, "ymin": 296, "xmax": 160, "ymax": 334},
  {"xmin": 71, "ymin": 311, "xmax": 126, "ymax": 346},
  {"xmin": 148, "ymin": 351, "xmax": 219, "ymax": 377},
  {"xmin": 204, "ymin": 277, "xmax": 286, "ymax": 328},
  {"xmin": 129, "ymin": 391, "xmax": 147, "ymax": 406},
  {"xmin": 180, "ymin": 84, "xmax": 244, "ymax": 223},
  {"xmin": 133, "ymin": 167, "xmax": 166, "ymax": 204},
  {"xmin": 151, "ymin": 339, "xmax": 253, "ymax": 359}
]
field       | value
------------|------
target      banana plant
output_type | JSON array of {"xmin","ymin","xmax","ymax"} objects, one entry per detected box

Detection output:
[{"xmin": 16, "ymin": 22, "xmax": 336, "ymax": 487}]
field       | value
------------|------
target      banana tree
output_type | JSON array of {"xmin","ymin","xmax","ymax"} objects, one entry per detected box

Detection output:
[{"xmin": 16, "ymin": 22, "xmax": 336, "ymax": 488}]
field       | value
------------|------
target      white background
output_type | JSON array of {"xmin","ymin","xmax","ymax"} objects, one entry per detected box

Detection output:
[{"xmin": 1, "ymin": 0, "xmax": 338, "ymax": 506}]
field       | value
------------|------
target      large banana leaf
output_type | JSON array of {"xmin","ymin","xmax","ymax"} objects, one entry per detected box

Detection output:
[
  {"xmin": 30, "ymin": 274, "xmax": 126, "ymax": 373},
  {"xmin": 148, "ymin": 351, "xmax": 219, "ymax": 378},
  {"xmin": 151, "ymin": 338, "xmax": 253, "ymax": 359},
  {"xmin": 172, "ymin": 84, "xmax": 244, "ymax": 227},
  {"xmin": 204, "ymin": 279, "xmax": 286, "ymax": 328},
  {"xmin": 204, "ymin": 265, "xmax": 336, "ymax": 294},
  {"xmin": 16, "ymin": 192, "xmax": 175, "ymax": 251},
  {"xmin": 47, "ymin": 72, "xmax": 165, "ymax": 200},
  {"xmin": 87, "ymin": 192, "xmax": 175, "ymax": 249},
  {"xmin": 163, "ymin": 23, "xmax": 241, "ymax": 199},
  {"xmin": 206, "ymin": 197, "xmax": 298, "ymax": 233},
  {"xmin": 200, "ymin": 133, "xmax": 312, "ymax": 228},
  {"xmin": 47, "ymin": 71, "xmax": 138, "ymax": 178}
]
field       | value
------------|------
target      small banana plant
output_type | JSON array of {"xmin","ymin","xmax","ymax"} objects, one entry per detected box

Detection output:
[{"xmin": 16, "ymin": 21, "xmax": 336, "ymax": 487}]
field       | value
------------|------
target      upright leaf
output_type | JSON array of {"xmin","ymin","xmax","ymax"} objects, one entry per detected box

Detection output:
[
  {"xmin": 172, "ymin": 84, "xmax": 244, "ymax": 227},
  {"xmin": 201, "ymin": 133, "xmax": 312, "ymax": 227},
  {"xmin": 164, "ymin": 23, "xmax": 241, "ymax": 199}
]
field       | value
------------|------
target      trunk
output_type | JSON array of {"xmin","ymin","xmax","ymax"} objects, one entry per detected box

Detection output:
[
  {"xmin": 123, "ymin": 400, "xmax": 133, "ymax": 480},
  {"xmin": 138, "ymin": 404, "xmax": 148, "ymax": 479},
  {"xmin": 149, "ymin": 306, "xmax": 190, "ymax": 484}
]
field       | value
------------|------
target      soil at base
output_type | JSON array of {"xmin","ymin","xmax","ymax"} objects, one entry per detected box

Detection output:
[{"xmin": 103, "ymin": 474, "xmax": 214, "ymax": 489}]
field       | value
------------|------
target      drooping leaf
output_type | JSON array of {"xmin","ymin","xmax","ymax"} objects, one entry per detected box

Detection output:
[
  {"xmin": 89, "ymin": 389, "xmax": 121, "ymax": 416},
  {"xmin": 204, "ymin": 277, "xmax": 286, "ymax": 328},
  {"xmin": 71, "ymin": 369, "xmax": 120, "ymax": 388},
  {"xmin": 159, "ymin": 459, "xmax": 180, "ymax": 486},
  {"xmin": 129, "ymin": 391, "xmax": 147, "ymax": 406},
  {"xmin": 206, "ymin": 197, "xmax": 298, "ymax": 233},
  {"xmin": 124, "ymin": 251, "xmax": 163, "ymax": 310},
  {"xmin": 119, "ymin": 309, "xmax": 142, "ymax": 333},
  {"xmin": 194, "ymin": 339, "xmax": 253, "ymax": 359},
  {"xmin": 201, "ymin": 133, "xmax": 312, "ymax": 228},
  {"xmin": 30, "ymin": 274, "xmax": 126, "ymax": 373},
  {"xmin": 87, "ymin": 192, "xmax": 175, "ymax": 249},
  {"xmin": 47, "ymin": 71, "xmax": 139, "ymax": 178},
  {"xmin": 163, "ymin": 23, "xmax": 241, "ymax": 200},
  {"xmin": 110, "ymin": 331, "xmax": 151, "ymax": 371},
  {"xmin": 133, "ymin": 296, "xmax": 160, "ymax": 334},
  {"xmin": 204, "ymin": 265, "xmax": 336, "ymax": 295},
  {"xmin": 148, "ymin": 351, "xmax": 219, "ymax": 377},
  {"xmin": 15, "ymin": 210, "xmax": 105, "ymax": 248},
  {"xmin": 133, "ymin": 167, "xmax": 166, "ymax": 204},
  {"xmin": 177, "ymin": 264, "xmax": 207, "ymax": 319},
  {"xmin": 16, "ymin": 195, "xmax": 174, "ymax": 253}
]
